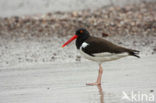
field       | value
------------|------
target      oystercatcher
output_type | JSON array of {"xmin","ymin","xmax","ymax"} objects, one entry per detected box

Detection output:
[{"xmin": 62, "ymin": 28, "xmax": 140, "ymax": 85}]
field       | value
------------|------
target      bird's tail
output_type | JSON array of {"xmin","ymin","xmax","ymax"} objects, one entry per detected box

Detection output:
[{"xmin": 128, "ymin": 49, "xmax": 140, "ymax": 58}]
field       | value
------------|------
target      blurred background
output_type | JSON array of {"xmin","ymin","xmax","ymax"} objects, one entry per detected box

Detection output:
[
  {"xmin": 0, "ymin": 0, "xmax": 156, "ymax": 67},
  {"xmin": 0, "ymin": 1, "xmax": 156, "ymax": 103},
  {"xmin": 0, "ymin": 0, "xmax": 154, "ymax": 17}
]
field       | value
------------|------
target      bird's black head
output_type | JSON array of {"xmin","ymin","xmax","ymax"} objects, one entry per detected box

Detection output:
[
  {"xmin": 62, "ymin": 28, "xmax": 90, "ymax": 48},
  {"xmin": 75, "ymin": 28, "xmax": 90, "ymax": 39}
]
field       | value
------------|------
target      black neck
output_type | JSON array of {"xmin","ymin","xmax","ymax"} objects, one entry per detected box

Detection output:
[{"xmin": 76, "ymin": 35, "xmax": 90, "ymax": 49}]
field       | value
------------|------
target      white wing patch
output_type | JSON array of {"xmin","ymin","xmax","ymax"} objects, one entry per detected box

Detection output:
[
  {"xmin": 93, "ymin": 52, "xmax": 128, "ymax": 57},
  {"xmin": 81, "ymin": 42, "xmax": 89, "ymax": 48},
  {"xmin": 93, "ymin": 52, "xmax": 113, "ymax": 57}
]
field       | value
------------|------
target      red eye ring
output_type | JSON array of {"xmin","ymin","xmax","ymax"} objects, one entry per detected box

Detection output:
[{"xmin": 80, "ymin": 30, "xmax": 83, "ymax": 33}]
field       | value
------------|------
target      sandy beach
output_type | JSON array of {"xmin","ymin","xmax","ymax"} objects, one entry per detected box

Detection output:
[
  {"xmin": 0, "ymin": 1, "xmax": 156, "ymax": 103},
  {"xmin": 0, "ymin": 2, "xmax": 156, "ymax": 67}
]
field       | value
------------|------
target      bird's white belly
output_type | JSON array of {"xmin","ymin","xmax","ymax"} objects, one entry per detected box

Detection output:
[{"xmin": 79, "ymin": 49, "xmax": 128, "ymax": 64}]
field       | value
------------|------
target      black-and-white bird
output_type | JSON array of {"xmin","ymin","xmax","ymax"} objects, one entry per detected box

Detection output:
[{"xmin": 62, "ymin": 28, "xmax": 140, "ymax": 85}]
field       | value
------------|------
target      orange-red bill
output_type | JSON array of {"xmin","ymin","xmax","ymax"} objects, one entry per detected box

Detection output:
[{"xmin": 62, "ymin": 35, "xmax": 78, "ymax": 48}]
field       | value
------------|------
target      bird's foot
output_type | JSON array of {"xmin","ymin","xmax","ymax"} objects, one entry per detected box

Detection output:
[{"xmin": 86, "ymin": 82, "xmax": 101, "ymax": 86}]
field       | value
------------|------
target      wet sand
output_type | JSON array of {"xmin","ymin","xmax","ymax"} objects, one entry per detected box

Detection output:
[{"xmin": 0, "ymin": 55, "xmax": 156, "ymax": 103}]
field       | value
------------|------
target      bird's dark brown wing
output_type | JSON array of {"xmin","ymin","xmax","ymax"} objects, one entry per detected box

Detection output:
[{"xmin": 82, "ymin": 37, "xmax": 140, "ymax": 58}]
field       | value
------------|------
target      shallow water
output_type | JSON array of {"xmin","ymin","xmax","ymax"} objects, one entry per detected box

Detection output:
[{"xmin": 0, "ymin": 55, "xmax": 156, "ymax": 103}]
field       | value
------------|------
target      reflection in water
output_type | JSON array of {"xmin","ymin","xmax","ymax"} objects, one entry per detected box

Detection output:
[{"xmin": 97, "ymin": 85, "xmax": 104, "ymax": 103}]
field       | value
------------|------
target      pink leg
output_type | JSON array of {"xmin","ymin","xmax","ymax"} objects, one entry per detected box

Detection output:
[{"xmin": 86, "ymin": 64, "xmax": 103, "ymax": 86}]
